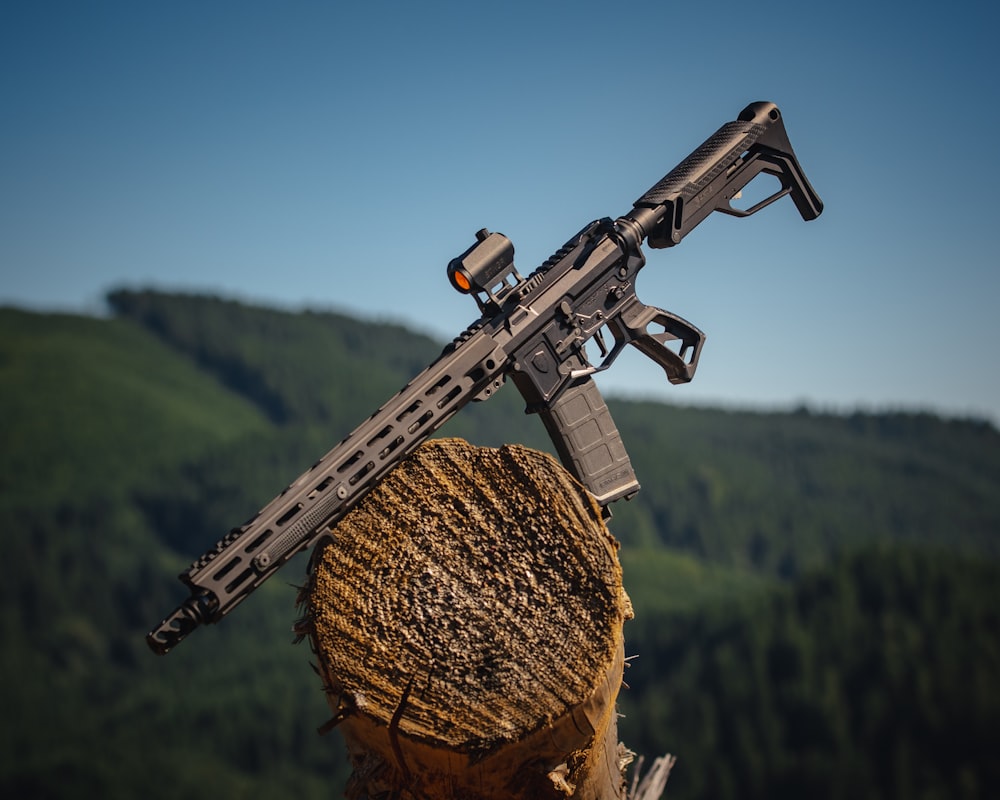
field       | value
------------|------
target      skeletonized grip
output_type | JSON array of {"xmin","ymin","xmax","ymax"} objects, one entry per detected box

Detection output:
[{"xmin": 537, "ymin": 377, "xmax": 639, "ymax": 507}]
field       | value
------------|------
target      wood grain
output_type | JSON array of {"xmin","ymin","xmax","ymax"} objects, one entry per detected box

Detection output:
[{"xmin": 302, "ymin": 438, "xmax": 632, "ymax": 798}]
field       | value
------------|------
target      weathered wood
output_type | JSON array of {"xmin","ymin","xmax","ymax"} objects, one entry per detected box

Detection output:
[
  {"xmin": 300, "ymin": 438, "xmax": 635, "ymax": 799},
  {"xmin": 628, "ymin": 755, "xmax": 677, "ymax": 800}
]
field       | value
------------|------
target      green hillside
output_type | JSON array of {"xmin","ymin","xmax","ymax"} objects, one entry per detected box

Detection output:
[
  {"xmin": 0, "ymin": 307, "xmax": 341, "ymax": 798},
  {"xmin": 611, "ymin": 402, "xmax": 1000, "ymax": 572},
  {"xmin": 1, "ymin": 293, "xmax": 997, "ymax": 799},
  {"xmin": 0, "ymin": 307, "xmax": 270, "ymax": 505},
  {"xmin": 620, "ymin": 545, "xmax": 1000, "ymax": 800}
]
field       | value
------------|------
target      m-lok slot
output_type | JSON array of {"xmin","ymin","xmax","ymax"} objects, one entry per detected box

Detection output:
[{"xmin": 225, "ymin": 567, "xmax": 255, "ymax": 594}]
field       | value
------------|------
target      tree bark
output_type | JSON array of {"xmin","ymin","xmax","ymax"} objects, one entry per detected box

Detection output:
[{"xmin": 299, "ymin": 438, "xmax": 637, "ymax": 799}]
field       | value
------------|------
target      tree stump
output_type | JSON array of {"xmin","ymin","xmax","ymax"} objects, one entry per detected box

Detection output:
[{"xmin": 299, "ymin": 438, "xmax": 634, "ymax": 799}]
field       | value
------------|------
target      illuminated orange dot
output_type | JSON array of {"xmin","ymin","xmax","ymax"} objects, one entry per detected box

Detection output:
[{"xmin": 453, "ymin": 271, "xmax": 472, "ymax": 292}]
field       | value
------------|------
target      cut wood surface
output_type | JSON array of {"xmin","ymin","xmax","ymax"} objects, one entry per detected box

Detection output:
[{"xmin": 301, "ymin": 438, "xmax": 635, "ymax": 799}]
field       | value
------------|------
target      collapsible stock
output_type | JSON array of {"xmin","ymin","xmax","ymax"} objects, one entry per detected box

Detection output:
[{"xmin": 630, "ymin": 101, "xmax": 823, "ymax": 248}]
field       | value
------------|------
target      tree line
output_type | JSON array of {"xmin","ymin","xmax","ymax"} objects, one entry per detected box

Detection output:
[{"xmin": 1, "ymin": 292, "xmax": 996, "ymax": 799}]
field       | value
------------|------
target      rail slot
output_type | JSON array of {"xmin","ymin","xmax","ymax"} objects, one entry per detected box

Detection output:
[
  {"xmin": 367, "ymin": 425, "xmax": 394, "ymax": 448},
  {"xmin": 379, "ymin": 436, "xmax": 405, "ymax": 461},
  {"xmin": 277, "ymin": 503, "xmax": 303, "ymax": 527},
  {"xmin": 437, "ymin": 385, "xmax": 463, "ymax": 409},
  {"xmin": 337, "ymin": 449, "xmax": 365, "ymax": 474},
  {"xmin": 396, "ymin": 399, "xmax": 422, "ymax": 422},
  {"xmin": 243, "ymin": 529, "xmax": 274, "ymax": 554},
  {"xmin": 425, "ymin": 375, "xmax": 451, "ymax": 396},
  {"xmin": 408, "ymin": 410, "xmax": 434, "ymax": 434},
  {"xmin": 349, "ymin": 461, "xmax": 376, "ymax": 486},
  {"xmin": 225, "ymin": 568, "xmax": 255, "ymax": 594}
]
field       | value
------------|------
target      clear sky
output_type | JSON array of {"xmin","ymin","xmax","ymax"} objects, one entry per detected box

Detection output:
[{"xmin": 2, "ymin": 1, "xmax": 997, "ymax": 423}]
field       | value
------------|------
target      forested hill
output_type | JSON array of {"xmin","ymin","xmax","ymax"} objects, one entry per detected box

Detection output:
[
  {"xmin": 106, "ymin": 289, "xmax": 1000, "ymax": 573},
  {"xmin": 2, "ymin": 290, "xmax": 998, "ymax": 799}
]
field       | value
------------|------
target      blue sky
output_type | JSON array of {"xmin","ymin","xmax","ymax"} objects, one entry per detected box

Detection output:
[{"xmin": 2, "ymin": 1, "xmax": 997, "ymax": 423}]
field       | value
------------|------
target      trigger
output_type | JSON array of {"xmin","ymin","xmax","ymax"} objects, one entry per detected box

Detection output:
[{"xmin": 593, "ymin": 328, "xmax": 609, "ymax": 359}]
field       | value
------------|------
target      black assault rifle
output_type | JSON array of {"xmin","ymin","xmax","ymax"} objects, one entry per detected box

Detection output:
[{"xmin": 148, "ymin": 101, "xmax": 823, "ymax": 655}]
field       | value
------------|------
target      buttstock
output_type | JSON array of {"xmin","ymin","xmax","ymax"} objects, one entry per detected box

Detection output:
[
  {"xmin": 631, "ymin": 101, "xmax": 823, "ymax": 248},
  {"xmin": 736, "ymin": 101, "xmax": 823, "ymax": 222}
]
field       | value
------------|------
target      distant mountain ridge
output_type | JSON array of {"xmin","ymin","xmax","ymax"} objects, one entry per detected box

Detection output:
[
  {"xmin": 106, "ymin": 289, "xmax": 1000, "ymax": 573},
  {"xmin": 1, "ymin": 291, "xmax": 997, "ymax": 799}
]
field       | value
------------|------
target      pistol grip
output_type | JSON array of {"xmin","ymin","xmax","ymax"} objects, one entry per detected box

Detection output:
[
  {"xmin": 537, "ymin": 377, "xmax": 639, "ymax": 507},
  {"xmin": 617, "ymin": 301, "xmax": 706, "ymax": 385}
]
